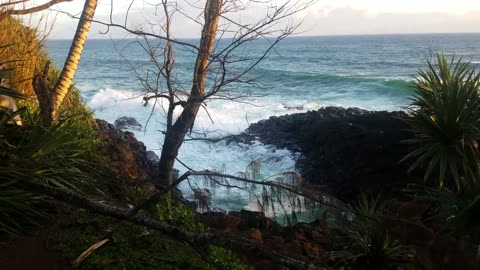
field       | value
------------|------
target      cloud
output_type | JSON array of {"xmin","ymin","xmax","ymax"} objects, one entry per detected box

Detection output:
[
  {"xmin": 298, "ymin": 7, "xmax": 480, "ymax": 36},
  {"xmin": 47, "ymin": 4, "xmax": 480, "ymax": 39},
  {"xmin": 313, "ymin": 0, "xmax": 480, "ymax": 15}
]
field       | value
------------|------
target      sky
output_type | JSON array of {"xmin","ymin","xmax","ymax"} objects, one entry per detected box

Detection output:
[{"xmin": 22, "ymin": 0, "xmax": 480, "ymax": 39}]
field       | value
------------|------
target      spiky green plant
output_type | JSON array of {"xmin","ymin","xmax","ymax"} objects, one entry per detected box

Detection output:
[
  {"xmin": 327, "ymin": 196, "xmax": 414, "ymax": 270},
  {"xmin": 0, "ymin": 110, "xmax": 101, "ymax": 237},
  {"xmin": 403, "ymin": 54, "xmax": 480, "ymax": 191},
  {"xmin": 330, "ymin": 225, "xmax": 414, "ymax": 270}
]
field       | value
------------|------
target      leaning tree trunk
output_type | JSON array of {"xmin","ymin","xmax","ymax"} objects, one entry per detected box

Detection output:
[
  {"xmin": 157, "ymin": 0, "xmax": 222, "ymax": 187},
  {"xmin": 33, "ymin": 0, "xmax": 97, "ymax": 124}
]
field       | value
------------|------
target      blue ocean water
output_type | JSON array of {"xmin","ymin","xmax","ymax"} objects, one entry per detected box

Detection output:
[{"xmin": 46, "ymin": 33, "xmax": 480, "ymax": 215}]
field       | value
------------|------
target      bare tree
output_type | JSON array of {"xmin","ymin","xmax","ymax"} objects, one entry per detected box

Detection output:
[{"xmin": 79, "ymin": 0, "xmax": 313, "ymax": 188}]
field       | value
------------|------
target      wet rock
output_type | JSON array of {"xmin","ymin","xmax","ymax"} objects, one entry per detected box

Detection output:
[
  {"xmin": 114, "ymin": 116, "xmax": 142, "ymax": 131},
  {"xmin": 240, "ymin": 209, "xmax": 275, "ymax": 231}
]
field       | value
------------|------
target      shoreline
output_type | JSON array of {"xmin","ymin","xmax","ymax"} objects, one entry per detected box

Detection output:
[
  {"xmin": 102, "ymin": 105, "xmax": 417, "ymax": 208},
  {"xmin": 226, "ymin": 106, "xmax": 416, "ymax": 202}
]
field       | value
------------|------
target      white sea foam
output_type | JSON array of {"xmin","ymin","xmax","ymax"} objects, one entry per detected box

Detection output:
[
  {"xmin": 87, "ymin": 88, "xmax": 302, "ymax": 213},
  {"xmin": 86, "ymin": 86, "xmax": 404, "ymax": 217}
]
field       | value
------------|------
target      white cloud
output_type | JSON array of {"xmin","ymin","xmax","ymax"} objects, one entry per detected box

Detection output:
[
  {"xmin": 314, "ymin": 0, "xmax": 480, "ymax": 15},
  {"xmin": 37, "ymin": 0, "xmax": 480, "ymax": 39},
  {"xmin": 297, "ymin": 7, "xmax": 480, "ymax": 36}
]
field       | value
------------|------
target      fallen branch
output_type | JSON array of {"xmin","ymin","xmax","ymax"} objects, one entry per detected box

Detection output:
[
  {"xmin": 27, "ymin": 181, "xmax": 323, "ymax": 270},
  {"xmin": 132, "ymin": 169, "xmax": 346, "ymax": 219}
]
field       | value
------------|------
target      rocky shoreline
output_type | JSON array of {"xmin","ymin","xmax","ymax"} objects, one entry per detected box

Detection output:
[
  {"xmin": 93, "ymin": 109, "xmax": 478, "ymax": 270},
  {"xmin": 228, "ymin": 106, "xmax": 418, "ymax": 202},
  {"xmin": 100, "ymin": 107, "xmax": 419, "ymax": 202}
]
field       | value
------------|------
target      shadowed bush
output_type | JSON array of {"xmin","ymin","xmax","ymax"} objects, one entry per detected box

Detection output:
[{"xmin": 327, "ymin": 195, "xmax": 414, "ymax": 270}]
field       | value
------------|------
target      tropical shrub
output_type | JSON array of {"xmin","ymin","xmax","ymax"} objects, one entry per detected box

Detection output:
[
  {"xmin": 208, "ymin": 245, "xmax": 251, "ymax": 270},
  {"xmin": 327, "ymin": 195, "xmax": 414, "ymax": 269},
  {"xmin": 154, "ymin": 197, "xmax": 209, "ymax": 232},
  {"xmin": 0, "ymin": 73, "xmax": 101, "ymax": 237},
  {"xmin": 0, "ymin": 66, "xmax": 47, "ymax": 237},
  {"xmin": 403, "ymin": 54, "xmax": 480, "ymax": 191}
]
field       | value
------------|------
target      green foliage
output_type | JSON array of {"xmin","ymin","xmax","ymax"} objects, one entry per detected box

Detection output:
[
  {"xmin": 1, "ymin": 118, "xmax": 100, "ymax": 189},
  {"xmin": 354, "ymin": 194, "xmax": 385, "ymax": 220},
  {"xmin": 52, "ymin": 212, "xmax": 211, "ymax": 270},
  {"xmin": 0, "ymin": 179, "xmax": 46, "ymax": 237},
  {"xmin": 0, "ymin": 65, "xmax": 46, "ymax": 237},
  {"xmin": 0, "ymin": 111, "xmax": 102, "ymax": 237},
  {"xmin": 154, "ymin": 197, "xmax": 209, "ymax": 232},
  {"xmin": 327, "ymin": 196, "xmax": 414, "ymax": 270},
  {"xmin": 330, "ymin": 226, "xmax": 413, "ymax": 270},
  {"xmin": 403, "ymin": 54, "xmax": 480, "ymax": 191},
  {"xmin": 208, "ymin": 245, "xmax": 251, "ymax": 270}
]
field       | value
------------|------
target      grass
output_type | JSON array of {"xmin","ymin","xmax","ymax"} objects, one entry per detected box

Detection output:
[
  {"xmin": 50, "ymin": 203, "xmax": 250, "ymax": 269},
  {"xmin": 51, "ymin": 210, "xmax": 211, "ymax": 270}
]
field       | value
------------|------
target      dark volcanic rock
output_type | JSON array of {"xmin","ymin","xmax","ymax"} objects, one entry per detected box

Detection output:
[
  {"xmin": 200, "ymin": 211, "xmax": 331, "ymax": 266},
  {"xmin": 96, "ymin": 119, "xmax": 157, "ymax": 182},
  {"xmin": 114, "ymin": 116, "xmax": 142, "ymax": 131},
  {"xmin": 245, "ymin": 106, "xmax": 417, "ymax": 201}
]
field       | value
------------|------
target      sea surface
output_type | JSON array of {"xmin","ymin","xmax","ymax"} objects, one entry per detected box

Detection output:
[{"xmin": 46, "ymin": 33, "xmax": 480, "ymax": 219}]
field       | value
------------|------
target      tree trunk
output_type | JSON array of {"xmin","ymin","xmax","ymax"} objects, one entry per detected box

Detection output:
[
  {"xmin": 157, "ymin": 0, "xmax": 222, "ymax": 187},
  {"xmin": 32, "ymin": 62, "xmax": 55, "ymax": 125},
  {"xmin": 32, "ymin": 0, "xmax": 97, "ymax": 125},
  {"xmin": 51, "ymin": 0, "xmax": 97, "ymax": 120}
]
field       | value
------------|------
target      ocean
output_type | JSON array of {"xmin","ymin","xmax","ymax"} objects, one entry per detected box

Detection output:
[{"xmin": 46, "ymin": 33, "xmax": 480, "ymax": 218}]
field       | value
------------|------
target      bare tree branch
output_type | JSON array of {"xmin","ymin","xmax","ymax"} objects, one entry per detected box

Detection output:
[
  {"xmin": 0, "ymin": 0, "xmax": 72, "ymax": 20},
  {"xmin": 56, "ymin": 9, "xmax": 200, "ymax": 51}
]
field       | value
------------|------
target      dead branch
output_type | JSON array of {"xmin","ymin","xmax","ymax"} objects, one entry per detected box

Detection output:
[
  {"xmin": 55, "ymin": 9, "xmax": 200, "ymax": 51},
  {"xmin": 183, "ymin": 134, "xmax": 239, "ymax": 143},
  {"xmin": 0, "ymin": 0, "xmax": 72, "ymax": 20}
]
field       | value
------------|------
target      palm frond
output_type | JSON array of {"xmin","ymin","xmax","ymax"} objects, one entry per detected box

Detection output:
[{"xmin": 404, "ymin": 54, "xmax": 480, "ymax": 191}]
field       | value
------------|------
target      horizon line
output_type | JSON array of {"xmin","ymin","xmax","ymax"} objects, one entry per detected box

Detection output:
[{"xmin": 47, "ymin": 31, "xmax": 480, "ymax": 41}]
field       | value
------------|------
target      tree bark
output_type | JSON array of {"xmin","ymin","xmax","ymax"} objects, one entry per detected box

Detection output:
[
  {"xmin": 157, "ymin": 0, "xmax": 222, "ymax": 187},
  {"xmin": 32, "ymin": 62, "xmax": 55, "ymax": 125},
  {"xmin": 51, "ymin": 0, "xmax": 97, "ymax": 120},
  {"xmin": 30, "ymin": 0, "xmax": 97, "ymax": 125}
]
